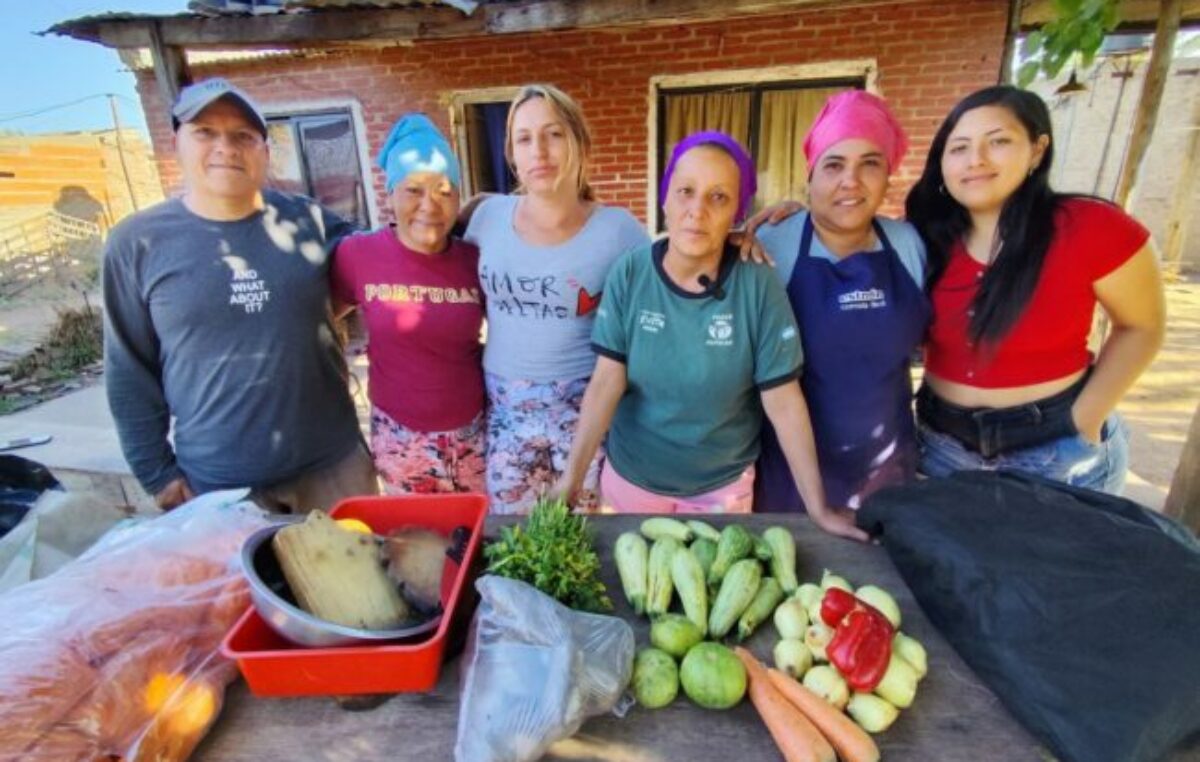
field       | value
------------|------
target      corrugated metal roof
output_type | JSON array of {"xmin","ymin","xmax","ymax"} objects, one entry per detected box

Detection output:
[
  {"xmin": 50, "ymin": 0, "xmax": 475, "ymax": 24},
  {"xmin": 287, "ymin": 0, "xmax": 453, "ymax": 8},
  {"xmin": 188, "ymin": 0, "xmax": 482, "ymax": 14},
  {"xmin": 117, "ymin": 47, "xmax": 317, "ymax": 71},
  {"xmin": 285, "ymin": 0, "xmax": 482, "ymax": 12},
  {"xmin": 43, "ymin": 2, "xmax": 475, "ymax": 45},
  {"xmin": 46, "ymin": 11, "xmax": 198, "ymax": 25}
]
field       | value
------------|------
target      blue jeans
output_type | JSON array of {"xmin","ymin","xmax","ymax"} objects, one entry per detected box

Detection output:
[{"xmin": 917, "ymin": 413, "xmax": 1130, "ymax": 495}]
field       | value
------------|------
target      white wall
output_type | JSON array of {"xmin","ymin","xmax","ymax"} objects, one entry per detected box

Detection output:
[{"xmin": 1031, "ymin": 56, "xmax": 1200, "ymax": 271}]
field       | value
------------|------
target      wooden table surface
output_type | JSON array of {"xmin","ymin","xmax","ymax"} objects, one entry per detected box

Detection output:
[{"xmin": 195, "ymin": 514, "xmax": 1200, "ymax": 762}]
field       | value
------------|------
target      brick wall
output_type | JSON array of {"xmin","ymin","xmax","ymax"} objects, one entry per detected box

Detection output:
[{"xmin": 137, "ymin": 0, "xmax": 1007, "ymax": 223}]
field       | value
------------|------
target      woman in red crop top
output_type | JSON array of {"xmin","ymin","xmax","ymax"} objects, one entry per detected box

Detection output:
[{"xmin": 905, "ymin": 85, "xmax": 1165, "ymax": 494}]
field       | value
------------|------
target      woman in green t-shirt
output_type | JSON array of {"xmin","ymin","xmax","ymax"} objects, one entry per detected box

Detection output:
[{"xmin": 553, "ymin": 132, "xmax": 866, "ymax": 542}]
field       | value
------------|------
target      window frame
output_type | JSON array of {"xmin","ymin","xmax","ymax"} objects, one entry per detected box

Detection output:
[
  {"xmin": 646, "ymin": 60, "xmax": 879, "ymax": 231},
  {"xmin": 261, "ymin": 98, "xmax": 378, "ymax": 228},
  {"xmin": 446, "ymin": 86, "xmax": 521, "ymax": 199}
]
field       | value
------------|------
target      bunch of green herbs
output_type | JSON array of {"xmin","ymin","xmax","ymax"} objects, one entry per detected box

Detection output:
[{"xmin": 484, "ymin": 497, "xmax": 612, "ymax": 612}]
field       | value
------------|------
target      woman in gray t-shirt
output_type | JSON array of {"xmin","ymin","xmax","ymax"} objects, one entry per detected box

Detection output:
[{"xmin": 464, "ymin": 84, "xmax": 649, "ymax": 515}]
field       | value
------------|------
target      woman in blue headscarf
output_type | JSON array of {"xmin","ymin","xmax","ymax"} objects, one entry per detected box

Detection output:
[
  {"xmin": 553, "ymin": 132, "xmax": 865, "ymax": 540},
  {"xmin": 331, "ymin": 114, "xmax": 487, "ymax": 495}
]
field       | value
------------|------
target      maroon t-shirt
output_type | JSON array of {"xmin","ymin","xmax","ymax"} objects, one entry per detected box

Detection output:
[{"xmin": 332, "ymin": 228, "xmax": 485, "ymax": 431}]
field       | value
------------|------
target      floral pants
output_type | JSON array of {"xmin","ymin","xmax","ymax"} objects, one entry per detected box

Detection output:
[
  {"xmin": 484, "ymin": 372, "xmax": 601, "ymax": 515},
  {"xmin": 369, "ymin": 406, "xmax": 487, "ymax": 495}
]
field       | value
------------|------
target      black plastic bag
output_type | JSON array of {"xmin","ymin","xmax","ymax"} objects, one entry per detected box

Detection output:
[
  {"xmin": 858, "ymin": 470, "xmax": 1200, "ymax": 762},
  {"xmin": 0, "ymin": 455, "xmax": 61, "ymax": 538}
]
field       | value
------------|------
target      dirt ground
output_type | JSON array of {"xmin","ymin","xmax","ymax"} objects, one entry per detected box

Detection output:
[
  {"xmin": 0, "ymin": 285, "xmax": 99, "ymax": 360},
  {"xmin": 1118, "ymin": 274, "xmax": 1200, "ymax": 509}
]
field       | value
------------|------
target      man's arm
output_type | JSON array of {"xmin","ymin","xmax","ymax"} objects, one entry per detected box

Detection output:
[{"xmin": 102, "ymin": 237, "xmax": 187, "ymax": 503}]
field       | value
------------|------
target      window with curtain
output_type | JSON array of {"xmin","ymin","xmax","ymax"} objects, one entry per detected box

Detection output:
[
  {"xmin": 267, "ymin": 110, "xmax": 370, "ymax": 229},
  {"xmin": 657, "ymin": 79, "xmax": 861, "ymax": 229},
  {"xmin": 462, "ymin": 101, "xmax": 516, "ymax": 196}
]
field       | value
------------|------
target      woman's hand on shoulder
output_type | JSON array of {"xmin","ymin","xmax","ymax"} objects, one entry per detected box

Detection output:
[
  {"xmin": 729, "ymin": 229, "xmax": 774, "ymax": 266},
  {"xmin": 735, "ymin": 200, "xmax": 807, "ymax": 263}
]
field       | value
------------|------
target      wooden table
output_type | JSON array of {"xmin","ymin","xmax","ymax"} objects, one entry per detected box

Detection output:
[{"xmin": 195, "ymin": 515, "xmax": 1198, "ymax": 761}]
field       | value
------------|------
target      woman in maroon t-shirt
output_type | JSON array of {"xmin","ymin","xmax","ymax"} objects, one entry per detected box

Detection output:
[
  {"xmin": 905, "ymin": 85, "xmax": 1165, "ymax": 493},
  {"xmin": 332, "ymin": 114, "xmax": 486, "ymax": 495}
]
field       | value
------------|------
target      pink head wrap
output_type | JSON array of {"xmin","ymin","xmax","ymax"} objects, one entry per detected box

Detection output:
[{"xmin": 803, "ymin": 90, "xmax": 909, "ymax": 174}]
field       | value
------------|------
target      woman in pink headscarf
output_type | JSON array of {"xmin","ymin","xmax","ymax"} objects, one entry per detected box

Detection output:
[{"xmin": 753, "ymin": 90, "xmax": 930, "ymax": 513}]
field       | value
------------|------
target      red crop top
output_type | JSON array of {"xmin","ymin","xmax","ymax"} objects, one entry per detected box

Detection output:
[{"xmin": 924, "ymin": 198, "xmax": 1149, "ymax": 388}]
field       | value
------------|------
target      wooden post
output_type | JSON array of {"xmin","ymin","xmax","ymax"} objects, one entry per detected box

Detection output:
[
  {"xmin": 1165, "ymin": 401, "xmax": 1200, "ymax": 533},
  {"xmin": 107, "ymin": 94, "xmax": 139, "ymax": 214},
  {"xmin": 1112, "ymin": 0, "xmax": 1182, "ymax": 210},
  {"xmin": 147, "ymin": 21, "xmax": 190, "ymax": 110},
  {"xmin": 999, "ymin": 0, "xmax": 1022, "ymax": 84},
  {"xmin": 1162, "ymin": 88, "xmax": 1200, "ymax": 277}
]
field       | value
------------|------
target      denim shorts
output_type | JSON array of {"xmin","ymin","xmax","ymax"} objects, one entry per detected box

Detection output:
[
  {"xmin": 915, "ymin": 378, "xmax": 1084, "ymax": 458},
  {"xmin": 916, "ymin": 412, "xmax": 1130, "ymax": 495}
]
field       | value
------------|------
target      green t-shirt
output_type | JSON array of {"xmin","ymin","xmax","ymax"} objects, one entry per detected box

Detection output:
[{"xmin": 592, "ymin": 239, "xmax": 803, "ymax": 496}]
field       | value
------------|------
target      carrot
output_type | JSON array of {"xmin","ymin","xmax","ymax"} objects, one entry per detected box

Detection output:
[
  {"xmin": 734, "ymin": 646, "xmax": 836, "ymax": 762},
  {"xmin": 768, "ymin": 667, "xmax": 881, "ymax": 762}
]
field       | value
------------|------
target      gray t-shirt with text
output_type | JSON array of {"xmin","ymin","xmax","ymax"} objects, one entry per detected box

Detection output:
[{"xmin": 465, "ymin": 195, "xmax": 649, "ymax": 383}]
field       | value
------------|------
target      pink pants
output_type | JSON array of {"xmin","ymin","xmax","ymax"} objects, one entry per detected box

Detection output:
[{"xmin": 600, "ymin": 462, "xmax": 754, "ymax": 514}]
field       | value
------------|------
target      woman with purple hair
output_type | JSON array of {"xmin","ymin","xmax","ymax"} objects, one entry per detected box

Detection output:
[{"xmin": 553, "ymin": 133, "xmax": 865, "ymax": 540}]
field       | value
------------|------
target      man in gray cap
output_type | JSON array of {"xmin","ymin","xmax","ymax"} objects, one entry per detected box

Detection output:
[{"xmin": 103, "ymin": 78, "xmax": 376, "ymax": 512}]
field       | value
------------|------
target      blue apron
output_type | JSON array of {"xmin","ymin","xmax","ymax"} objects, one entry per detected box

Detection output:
[{"xmin": 755, "ymin": 216, "xmax": 930, "ymax": 511}]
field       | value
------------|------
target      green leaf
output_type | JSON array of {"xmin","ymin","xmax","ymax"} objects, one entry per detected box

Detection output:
[
  {"xmin": 483, "ymin": 496, "xmax": 613, "ymax": 612},
  {"xmin": 1018, "ymin": 60, "xmax": 1042, "ymax": 88},
  {"xmin": 1022, "ymin": 29, "xmax": 1047, "ymax": 57},
  {"xmin": 1028, "ymin": 0, "xmax": 1118, "ymax": 84},
  {"xmin": 1101, "ymin": 2, "xmax": 1120, "ymax": 30},
  {"xmin": 1045, "ymin": 49, "xmax": 1071, "ymax": 78}
]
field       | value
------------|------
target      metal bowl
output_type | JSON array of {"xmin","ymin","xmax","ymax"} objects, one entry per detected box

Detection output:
[{"xmin": 240, "ymin": 520, "xmax": 442, "ymax": 648}]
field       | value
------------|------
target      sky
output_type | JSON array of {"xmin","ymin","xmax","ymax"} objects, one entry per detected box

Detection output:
[{"xmin": 0, "ymin": 0, "xmax": 183, "ymax": 136}]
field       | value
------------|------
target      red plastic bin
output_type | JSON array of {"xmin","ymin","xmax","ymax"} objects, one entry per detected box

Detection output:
[{"xmin": 221, "ymin": 493, "xmax": 487, "ymax": 697}]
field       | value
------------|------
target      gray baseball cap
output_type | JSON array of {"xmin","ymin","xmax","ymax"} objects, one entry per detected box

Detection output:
[{"xmin": 171, "ymin": 78, "xmax": 268, "ymax": 137}]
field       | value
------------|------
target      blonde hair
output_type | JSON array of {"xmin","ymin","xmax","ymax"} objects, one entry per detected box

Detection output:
[{"xmin": 505, "ymin": 84, "xmax": 595, "ymax": 201}]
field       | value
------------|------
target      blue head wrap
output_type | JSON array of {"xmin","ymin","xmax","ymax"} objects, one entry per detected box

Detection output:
[{"xmin": 377, "ymin": 114, "xmax": 462, "ymax": 193}]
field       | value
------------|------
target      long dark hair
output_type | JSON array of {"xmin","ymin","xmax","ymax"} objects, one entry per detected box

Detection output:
[{"xmin": 906, "ymin": 85, "xmax": 1058, "ymax": 344}]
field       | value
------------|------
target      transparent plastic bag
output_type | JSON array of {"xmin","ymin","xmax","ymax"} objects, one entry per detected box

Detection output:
[
  {"xmin": 454, "ymin": 576, "xmax": 635, "ymax": 762},
  {"xmin": 0, "ymin": 489, "xmax": 271, "ymax": 761}
]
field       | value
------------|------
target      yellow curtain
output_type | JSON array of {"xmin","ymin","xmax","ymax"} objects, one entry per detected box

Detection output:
[
  {"xmin": 663, "ymin": 91, "xmax": 753, "ymax": 165},
  {"xmin": 755, "ymin": 86, "xmax": 850, "ymax": 212}
]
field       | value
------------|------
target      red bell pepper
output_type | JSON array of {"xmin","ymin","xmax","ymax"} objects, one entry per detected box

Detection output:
[
  {"xmin": 826, "ymin": 606, "xmax": 894, "ymax": 692},
  {"xmin": 819, "ymin": 587, "xmax": 859, "ymax": 627}
]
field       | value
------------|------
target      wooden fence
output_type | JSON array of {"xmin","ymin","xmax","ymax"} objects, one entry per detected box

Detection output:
[{"xmin": 0, "ymin": 211, "xmax": 102, "ymax": 298}]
